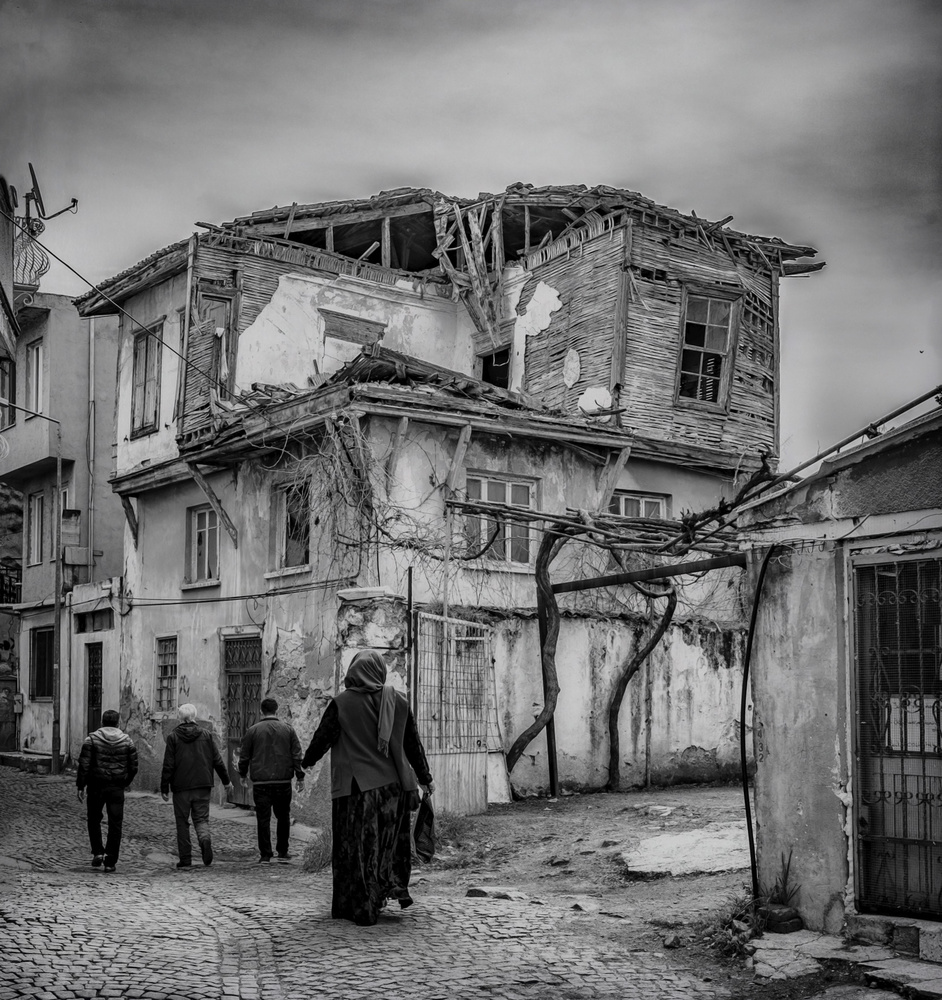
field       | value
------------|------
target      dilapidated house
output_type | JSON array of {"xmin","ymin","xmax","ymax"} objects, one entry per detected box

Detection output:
[
  {"xmin": 739, "ymin": 407, "xmax": 942, "ymax": 936},
  {"xmin": 75, "ymin": 183, "xmax": 820, "ymax": 817}
]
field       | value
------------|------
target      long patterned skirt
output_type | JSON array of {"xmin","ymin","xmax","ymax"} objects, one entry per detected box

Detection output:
[{"xmin": 331, "ymin": 780, "xmax": 416, "ymax": 926}]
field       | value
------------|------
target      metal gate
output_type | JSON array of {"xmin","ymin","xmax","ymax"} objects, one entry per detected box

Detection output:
[
  {"xmin": 86, "ymin": 644, "xmax": 102, "ymax": 735},
  {"xmin": 854, "ymin": 555, "xmax": 942, "ymax": 919},
  {"xmin": 223, "ymin": 636, "xmax": 262, "ymax": 806},
  {"xmin": 413, "ymin": 612, "xmax": 494, "ymax": 815}
]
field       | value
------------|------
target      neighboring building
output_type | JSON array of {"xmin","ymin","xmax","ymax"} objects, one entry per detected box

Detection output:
[
  {"xmin": 0, "ymin": 291, "xmax": 121, "ymax": 759},
  {"xmin": 75, "ymin": 183, "xmax": 820, "ymax": 815},
  {"xmin": 740, "ymin": 409, "xmax": 942, "ymax": 935}
]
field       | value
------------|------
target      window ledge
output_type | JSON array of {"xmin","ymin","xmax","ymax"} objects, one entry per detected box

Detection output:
[
  {"xmin": 674, "ymin": 396, "xmax": 728, "ymax": 415},
  {"xmin": 181, "ymin": 579, "xmax": 220, "ymax": 591},
  {"xmin": 462, "ymin": 561, "xmax": 534, "ymax": 576},
  {"xmin": 264, "ymin": 565, "xmax": 312, "ymax": 582},
  {"xmin": 30, "ymin": 696, "xmax": 53, "ymax": 703}
]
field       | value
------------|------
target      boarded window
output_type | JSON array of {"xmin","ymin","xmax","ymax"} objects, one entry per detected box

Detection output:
[
  {"xmin": 677, "ymin": 294, "xmax": 736, "ymax": 405},
  {"xmin": 75, "ymin": 608, "xmax": 115, "ymax": 633},
  {"xmin": 131, "ymin": 323, "xmax": 162, "ymax": 435},
  {"xmin": 464, "ymin": 474, "xmax": 535, "ymax": 565},
  {"xmin": 155, "ymin": 636, "xmax": 178, "ymax": 712}
]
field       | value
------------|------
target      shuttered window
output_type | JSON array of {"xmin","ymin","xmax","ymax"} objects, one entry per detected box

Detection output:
[{"xmin": 131, "ymin": 323, "xmax": 162, "ymax": 436}]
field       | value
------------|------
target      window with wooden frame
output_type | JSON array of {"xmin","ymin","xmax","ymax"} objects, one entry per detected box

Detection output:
[
  {"xmin": 197, "ymin": 289, "xmax": 236, "ymax": 392},
  {"xmin": 0, "ymin": 356, "xmax": 15, "ymax": 429},
  {"xmin": 464, "ymin": 473, "xmax": 536, "ymax": 566},
  {"xmin": 27, "ymin": 491, "xmax": 44, "ymax": 565},
  {"xmin": 609, "ymin": 491, "xmax": 670, "ymax": 519},
  {"xmin": 155, "ymin": 635, "xmax": 178, "ymax": 712},
  {"xmin": 185, "ymin": 505, "xmax": 219, "ymax": 584},
  {"xmin": 274, "ymin": 481, "xmax": 311, "ymax": 570},
  {"xmin": 29, "ymin": 626, "xmax": 54, "ymax": 700},
  {"xmin": 26, "ymin": 338, "xmax": 43, "ymax": 413},
  {"xmin": 676, "ymin": 289, "xmax": 740, "ymax": 407},
  {"xmin": 131, "ymin": 322, "xmax": 162, "ymax": 436},
  {"xmin": 320, "ymin": 310, "xmax": 386, "ymax": 374}
]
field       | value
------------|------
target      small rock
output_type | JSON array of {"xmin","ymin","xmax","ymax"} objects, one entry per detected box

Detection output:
[
  {"xmin": 548, "ymin": 856, "xmax": 570, "ymax": 867},
  {"xmin": 601, "ymin": 840, "xmax": 620, "ymax": 848},
  {"xmin": 663, "ymin": 933, "xmax": 683, "ymax": 949},
  {"xmin": 766, "ymin": 918, "xmax": 804, "ymax": 934}
]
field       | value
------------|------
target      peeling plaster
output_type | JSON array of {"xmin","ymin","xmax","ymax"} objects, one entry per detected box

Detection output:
[
  {"xmin": 563, "ymin": 348, "xmax": 581, "ymax": 388},
  {"xmin": 509, "ymin": 281, "xmax": 562, "ymax": 393}
]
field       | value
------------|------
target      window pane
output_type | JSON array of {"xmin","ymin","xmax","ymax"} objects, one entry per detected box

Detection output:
[
  {"xmin": 510, "ymin": 483, "xmax": 530, "ymax": 507},
  {"xmin": 684, "ymin": 323, "xmax": 706, "ymax": 348},
  {"xmin": 643, "ymin": 499, "xmax": 664, "ymax": 518},
  {"xmin": 679, "ymin": 372, "xmax": 699, "ymax": 398},
  {"xmin": 509, "ymin": 523, "xmax": 530, "ymax": 563},
  {"xmin": 708, "ymin": 299, "xmax": 731, "ymax": 325},
  {"xmin": 466, "ymin": 478, "xmax": 481, "ymax": 501},
  {"xmin": 283, "ymin": 484, "xmax": 310, "ymax": 566},
  {"xmin": 680, "ymin": 349, "xmax": 702, "ymax": 375},
  {"xmin": 622, "ymin": 497, "xmax": 641, "ymax": 517},
  {"xmin": 705, "ymin": 325, "xmax": 728, "ymax": 352},
  {"xmin": 486, "ymin": 480, "xmax": 507, "ymax": 504},
  {"xmin": 686, "ymin": 297, "xmax": 709, "ymax": 322}
]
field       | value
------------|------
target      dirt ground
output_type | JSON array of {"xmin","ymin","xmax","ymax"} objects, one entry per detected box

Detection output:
[{"xmin": 414, "ymin": 784, "xmax": 869, "ymax": 1000}]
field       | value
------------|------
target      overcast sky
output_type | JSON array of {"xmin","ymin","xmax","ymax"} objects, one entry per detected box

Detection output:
[{"xmin": 2, "ymin": 0, "xmax": 940, "ymax": 468}]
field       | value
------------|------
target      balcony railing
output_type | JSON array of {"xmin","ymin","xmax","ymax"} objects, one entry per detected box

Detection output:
[
  {"xmin": 0, "ymin": 565, "xmax": 21, "ymax": 604},
  {"xmin": 13, "ymin": 217, "xmax": 50, "ymax": 289}
]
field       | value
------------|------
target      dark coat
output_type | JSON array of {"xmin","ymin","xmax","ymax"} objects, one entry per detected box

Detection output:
[
  {"xmin": 237, "ymin": 717, "xmax": 303, "ymax": 785},
  {"xmin": 76, "ymin": 727, "xmax": 139, "ymax": 790},
  {"xmin": 160, "ymin": 721, "xmax": 230, "ymax": 794}
]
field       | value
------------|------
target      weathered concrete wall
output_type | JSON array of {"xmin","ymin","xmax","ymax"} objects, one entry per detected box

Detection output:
[
  {"xmin": 750, "ymin": 547, "xmax": 850, "ymax": 934},
  {"xmin": 490, "ymin": 612, "xmax": 749, "ymax": 795},
  {"xmin": 235, "ymin": 272, "xmax": 465, "ymax": 391}
]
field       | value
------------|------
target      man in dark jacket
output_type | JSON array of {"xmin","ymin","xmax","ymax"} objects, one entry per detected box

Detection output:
[
  {"xmin": 238, "ymin": 697, "xmax": 304, "ymax": 863},
  {"xmin": 76, "ymin": 709, "xmax": 139, "ymax": 873},
  {"xmin": 160, "ymin": 703, "xmax": 232, "ymax": 869}
]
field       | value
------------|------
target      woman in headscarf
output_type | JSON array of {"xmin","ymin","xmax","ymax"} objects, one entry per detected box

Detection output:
[{"xmin": 302, "ymin": 649, "xmax": 434, "ymax": 926}]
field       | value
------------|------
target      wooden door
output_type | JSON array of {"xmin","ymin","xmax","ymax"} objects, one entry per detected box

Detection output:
[{"xmin": 85, "ymin": 643, "xmax": 103, "ymax": 734}]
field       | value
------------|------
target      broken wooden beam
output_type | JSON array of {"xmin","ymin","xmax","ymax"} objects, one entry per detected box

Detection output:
[{"xmin": 552, "ymin": 552, "xmax": 747, "ymax": 594}]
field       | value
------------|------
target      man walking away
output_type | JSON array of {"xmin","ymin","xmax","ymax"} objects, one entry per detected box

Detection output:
[
  {"xmin": 76, "ymin": 709, "xmax": 139, "ymax": 873},
  {"xmin": 238, "ymin": 697, "xmax": 304, "ymax": 863},
  {"xmin": 160, "ymin": 704, "xmax": 232, "ymax": 869}
]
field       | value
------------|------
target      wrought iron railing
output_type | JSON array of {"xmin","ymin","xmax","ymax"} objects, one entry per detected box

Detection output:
[{"xmin": 0, "ymin": 566, "xmax": 21, "ymax": 603}]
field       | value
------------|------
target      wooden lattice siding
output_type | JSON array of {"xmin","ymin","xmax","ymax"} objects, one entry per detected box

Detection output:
[
  {"xmin": 522, "ymin": 227, "xmax": 625, "ymax": 412},
  {"xmin": 523, "ymin": 220, "xmax": 778, "ymax": 458}
]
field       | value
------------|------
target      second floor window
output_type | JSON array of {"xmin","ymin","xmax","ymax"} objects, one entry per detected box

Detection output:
[
  {"xmin": 677, "ymin": 293, "xmax": 737, "ymax": 405},
  {"xmin": 464, "ymin": 474, "xmax": 536, "ymax": 565},
  {"xmin": 609, "ymin": 491, "xmax": 669, "ymax": 519},
  {"xmin": 0, "ymin": 357, "xmax": 15, "ymax": 428},
  {"xmin": 26, "ymin": 339, "xmax": 43, "ymax": 413},
  {"xmin": 276, "ymin": 482, "xmax": 310, "ymax": 569},
  {"xmin": 27, "ymin": 492, "xmax": 44, "ymax": 564},
  {"xmin": 131, "ymin": 324, "xmax": 162, "ymax": 436},
  {"xmin": 186, "ymin": 505, "xmax": 219, "ymax": 583}
]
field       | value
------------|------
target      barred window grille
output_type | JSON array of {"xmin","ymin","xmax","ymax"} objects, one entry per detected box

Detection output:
[
  {"xmin": 156, "ymin": 636, "xmax": 178, "ymax": 712},
  {"xmin": 854, "ymin": 556, "xmax": 942, "ymax": 919}
]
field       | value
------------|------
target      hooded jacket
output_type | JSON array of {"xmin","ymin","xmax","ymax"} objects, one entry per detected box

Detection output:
[
  {"xmin": 76, "ymin": 727, "xmax": 139, "ymax": 790},
  {"xmin": 160, "ymin": 720, "xmax": 230, "ymax": 794}
]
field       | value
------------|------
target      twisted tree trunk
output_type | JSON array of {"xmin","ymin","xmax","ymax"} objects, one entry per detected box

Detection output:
[{"xmin": 606, "ymin": 583, "xmax": 677, "ymax": 790}]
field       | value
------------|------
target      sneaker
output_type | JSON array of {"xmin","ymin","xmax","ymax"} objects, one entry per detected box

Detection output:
[
  {"xmin": 200, "ymin": 839, "xmax": 213, "ymax": 867},
  {"xmin": 257, "ymin": 855, "xmax": 272, "ymax": 864},
  {"xmin": 103, "ymin": 865, "xmax": 116, "ymax": 873},
  {"xmin": 91, "ymin": 855, "xmax": 104, "ymax": 868},
  {"xmin": 176, "ymin": 860, "xmax": 192, "ymax": 869},
  {"xmin": 275, "ymin": 853, "xmax": 292, "ymax": 862}
]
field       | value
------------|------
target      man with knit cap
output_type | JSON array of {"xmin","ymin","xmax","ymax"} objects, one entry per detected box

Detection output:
[
  {"xmin": 238, "ymin": 697, "xmax": 304, "ymax": 863},
  {"xmin": 160, "ymin": 704, "xmax": 232, "ymax": 868},
  {"xmin": 76, "ymin": 709, "xmax": 139, "ymax": 873}
]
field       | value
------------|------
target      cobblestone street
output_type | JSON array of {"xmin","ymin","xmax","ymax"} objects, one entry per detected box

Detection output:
[{"xmin": 0, "ymin": 767, "xmax": 742, "ymax": 1000}]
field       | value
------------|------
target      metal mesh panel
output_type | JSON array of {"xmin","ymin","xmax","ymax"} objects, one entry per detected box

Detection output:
[
  {"xmin": 414, "ymin": 613, "xmax": 491, "ymax": 754},
  {"xmin": 223, "ymin": 637, "xmax": 262, "ymax": 806},
  {"xmin": 854, "ymin": 556, "xmax": 942, "ymax": 919}
]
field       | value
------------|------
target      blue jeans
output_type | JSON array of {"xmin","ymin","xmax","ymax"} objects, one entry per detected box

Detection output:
[
  {"xmin": 172, "ymin": 787, "xmax": 211, "ymax": 863},
  {"xmin": 86, "ymin": 785, "xmax": 125, "ymax": 866},
  {"xmin": 253, "ymin": 784, "xmax": 292, "ymax": 858}
]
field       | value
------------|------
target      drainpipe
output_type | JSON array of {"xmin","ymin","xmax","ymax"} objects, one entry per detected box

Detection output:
[
  {"xmin": 740, "ymin": 545, "xmax": 778, "ymax": 904},
  {"xmin": 64, "ymin": 590, "xmax": 73, "ymax": 761},
  {"xmin": 87, "ymin": 317, "xmax": 95, "ymax": 578}
]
